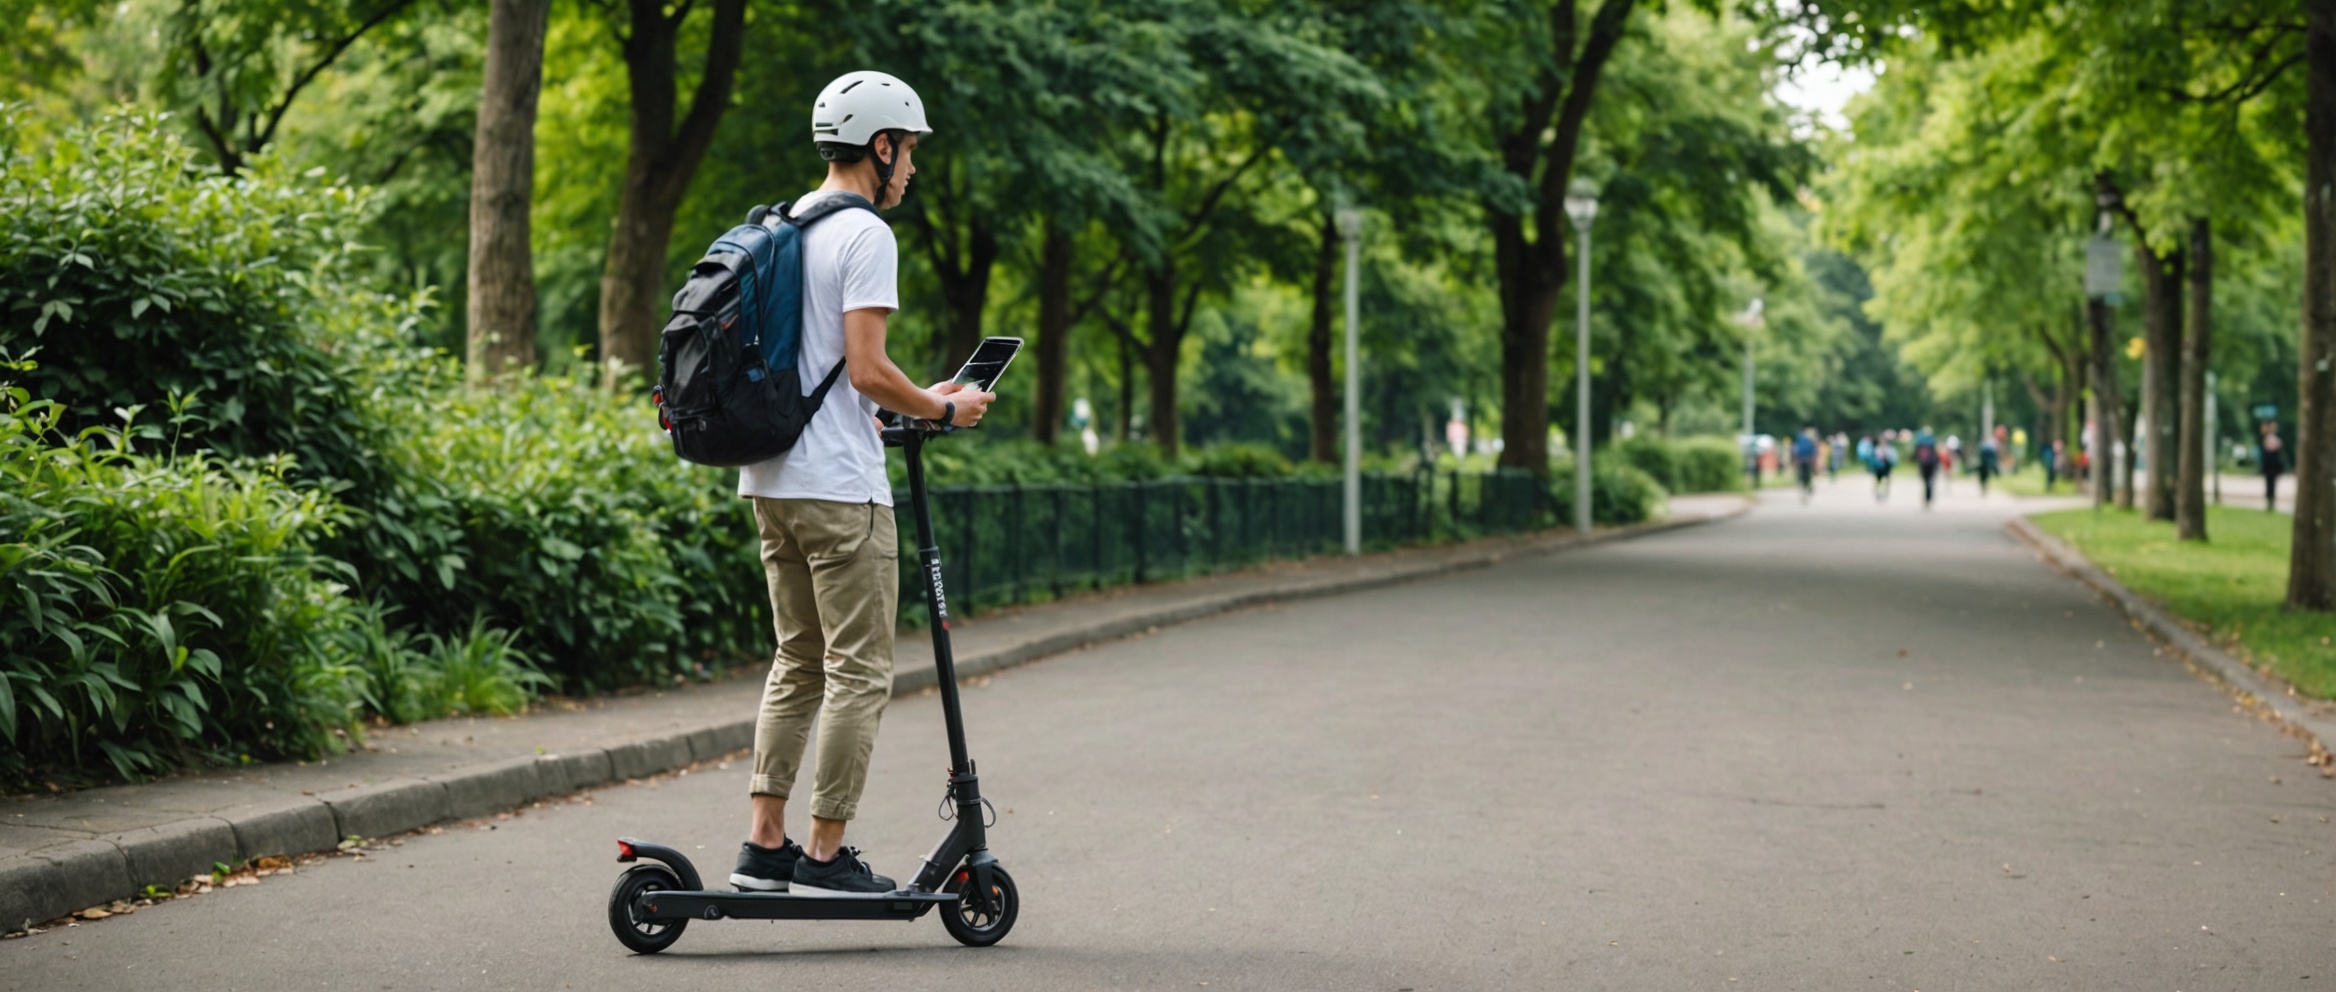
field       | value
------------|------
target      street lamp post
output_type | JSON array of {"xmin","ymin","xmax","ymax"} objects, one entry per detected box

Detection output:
[
  {"xmin": 1563, "ymin": 180, "xmax": 1599, "ymax": 536},
  {"xmin": 1336, "ymin": 202, "xmax": 1364, "ymax": 555},
  {"xmin": 1739, "ymin": 298, "xmax": 1763, "ymax": 487},
  {"xmin": 2085, "ymin": 198, "xmax": 2126, "ymax": 512}
]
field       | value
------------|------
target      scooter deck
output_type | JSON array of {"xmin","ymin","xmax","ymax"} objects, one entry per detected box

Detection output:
[{"xmin": 635, "ymin": 888, "xmax": 954, "ymax": 923}]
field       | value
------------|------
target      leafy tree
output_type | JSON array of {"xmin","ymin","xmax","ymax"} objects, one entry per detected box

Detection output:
[
  {"xmin": 1568, "ymin": 8, "xmax": 1808, "ymax": 447},
  {"xmin": 158, "ymin": 0, "xmax": 423, "ymax": 175},
  {"xmin": 1784, "ymin": 0, "xmax": 2336, "ymax": 602},
  {"xmin": 592, "ymin": 0, "xmax": 746, "ymax": 388},
  {"xmin": 1463, "ymin": 0, "xmax": 1639, "ymax": 472},
  {"xmin": 1100, "ymin": 1, "xmax": 1381, "ymax": 456}
]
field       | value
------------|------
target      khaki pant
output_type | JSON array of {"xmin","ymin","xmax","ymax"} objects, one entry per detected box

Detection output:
[{"xmin": 749, "ymin": 497, "xmax": 898, "ymax": 821}]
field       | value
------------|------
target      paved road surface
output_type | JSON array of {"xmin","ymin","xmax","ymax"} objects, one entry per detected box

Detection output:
[{"xmin": 7, "ymin": 478, "xmax": 2332, "ymax": 991}]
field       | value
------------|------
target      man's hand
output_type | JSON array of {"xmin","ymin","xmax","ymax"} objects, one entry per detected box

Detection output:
[{"xmin": 930, "ymin": 380, "xmax": 994, "ymax": 428}]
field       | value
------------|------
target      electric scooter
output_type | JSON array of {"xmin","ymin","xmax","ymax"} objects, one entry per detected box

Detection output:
[{"xmin": 605, "ymin": 420, "xmax": 1017, "ymax": 952}]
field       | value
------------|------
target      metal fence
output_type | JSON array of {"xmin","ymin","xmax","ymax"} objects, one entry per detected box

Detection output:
[{"xmin": 897, "ymin": 469, "xmax": 1550, "ymax": 617}]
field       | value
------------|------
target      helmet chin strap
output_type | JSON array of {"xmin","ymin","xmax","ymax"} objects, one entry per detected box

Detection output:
[{"xmin": 870, "ymin": 131, "xmax": 898, "ymax": 206}]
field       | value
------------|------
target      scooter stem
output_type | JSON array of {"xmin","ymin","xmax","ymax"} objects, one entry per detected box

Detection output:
[{"xmin": 904, "ymin": 431, "xmax": 975, "ymax": 779}]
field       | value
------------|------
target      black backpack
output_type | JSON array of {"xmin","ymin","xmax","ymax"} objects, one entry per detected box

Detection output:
[{"xmin": 652, "ymin": 195, "xmax": 877, "ymax": 467}]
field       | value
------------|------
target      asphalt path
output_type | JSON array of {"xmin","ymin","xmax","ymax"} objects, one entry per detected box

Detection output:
[{"xmin": 8, "ymin": 476, "xmax": 2333, "ymax": 991}]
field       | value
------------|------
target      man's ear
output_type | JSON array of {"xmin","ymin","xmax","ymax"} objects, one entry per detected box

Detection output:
[{"xmin": 873, "ymin": 132, "xmax": 894, "ymax": 167}]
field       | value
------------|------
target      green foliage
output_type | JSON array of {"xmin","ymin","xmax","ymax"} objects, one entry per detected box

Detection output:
[
  {"xmin": 362, "ymin": 613, "xmax": 551, "ymax": 724},
  {"xmin": 1548, "ymin": 458, "xmax": 1670, "ymax": 528},
  {"xmin": 0, "ymin": 110, "xmax": 379, "ymax": 483},
  {"xmin": 1182, "ymin": 442, "xmax": 1296, "ymax": 479},
  {"xmin": 895, "ymin": 437, "xmax": 1301, "ymax": 488},
  {"xmin": 0, "ymin": 376, "xmax": 376, "ymax": 789},
  {"xmin": 1612, "ymin": 436, "xmax": 1744, "ymax": 494},
  {"xmin": 347, "ymin": 357, "xmax": 759, "ymax": 693}
]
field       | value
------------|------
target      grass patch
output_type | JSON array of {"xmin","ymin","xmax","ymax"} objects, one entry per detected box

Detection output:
[
  {"xmin": 1995, "ymin": 462, "xmax": 2068, "ymax": 497},
  {"xmin": 2027, "ymin": 505, "xmax": 2336, "ymax": 699}
]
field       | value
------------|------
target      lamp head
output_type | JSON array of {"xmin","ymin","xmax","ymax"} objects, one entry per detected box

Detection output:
[
  {"xmin": 1563, "ymin": 178, "xmax": 1600, "ymax": 227},
  {"xmin": 1334, "ymin": 206, "xmax": 1364, "ymax": 240}
]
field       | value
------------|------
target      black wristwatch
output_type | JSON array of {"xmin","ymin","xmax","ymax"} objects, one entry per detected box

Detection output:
[{"xmin": 938, "ymin": 400, "xmax": 955, "ymax": 428}]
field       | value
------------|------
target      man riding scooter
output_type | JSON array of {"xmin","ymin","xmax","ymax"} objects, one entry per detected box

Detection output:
[{"xmin": 727, "ymin": 70, "xmax": 995, "ymax": 897}]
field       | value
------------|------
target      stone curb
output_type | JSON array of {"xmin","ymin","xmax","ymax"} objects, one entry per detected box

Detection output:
[
  {"xmin": 2007, "ymin": 516, "xmax": 2336, "ymax": 756},
  {"xmin": 3, "ymin": 499, "xmax": 1746, "ymax": 933}
]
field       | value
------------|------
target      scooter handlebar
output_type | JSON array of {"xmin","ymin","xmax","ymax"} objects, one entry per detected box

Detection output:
[{"xmin": 878, "ymin": 410, "xmax": 972, "ymax": 447}]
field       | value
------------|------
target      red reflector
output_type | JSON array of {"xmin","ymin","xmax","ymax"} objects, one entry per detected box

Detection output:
[{"xmin": 617, "ymin": 840, "xmax": 636, "ymax": 861}]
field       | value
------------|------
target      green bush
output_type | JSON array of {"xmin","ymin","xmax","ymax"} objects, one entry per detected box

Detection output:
[
  {"xmin": 349, "ymin": 360, "xmax": 760, "ymax": 693},
  {"xmin": 0, "ymin": 110, "xmax": 379, "ymax": 484},
  {"xmin": 1182, "ymin": 442, "xmax": 1295, "ymax": 478},
  {"xmin": 1549, "ymin": 458, "xmax": 1670, "ymax": 527},
  {"xmin": 1613, "ymin": 436, "xmax": 1743, "ymax": 494},
  {"xmin": 361, "ymin": 614, "xmax": 553, "ymax": 725},
  {"xmin": 0, "ymin": 383, "xmax": 377, "ymax": 787}
]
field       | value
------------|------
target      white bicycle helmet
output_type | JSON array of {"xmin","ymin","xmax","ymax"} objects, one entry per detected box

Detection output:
[{"xmin": 812, "ymin": 71, "xmax": 931, "ymax": 147}]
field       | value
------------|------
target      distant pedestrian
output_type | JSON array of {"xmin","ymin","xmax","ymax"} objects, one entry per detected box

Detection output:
[
  {"xmin": 1977, "ymin": 434, "xmax": 2000, "ymax": 496},
  {"xmin": 2044, "ymin": 438, "xmax": 2064, "ymax": 492},
  {"xmin": 1911, "ymin": 428, "xmax": 1942, "ymax": 509},
  {"xmin": 2262, "ymin": 421, "xmax": 2287, "ymax": 512},
  {"xmin": 1830, "ymin": 432, "xmax": 1847, "ymax": 480},
  {"xmin": 1867, "ymin": 434, "xmax": 1896, "ymax": 501},
  {"xmin": 1793, "ymin": 427, "xmax": 1819, "ymax": 503},
  {"xmin": 1942, "ymin": 434, "xmax": 1961, "ymax": 495}
]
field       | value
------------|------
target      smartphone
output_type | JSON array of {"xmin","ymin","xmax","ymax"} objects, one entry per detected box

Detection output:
[{"xmin": 951, "ymin": 336, "xmax": 1023, "ymax": 392}]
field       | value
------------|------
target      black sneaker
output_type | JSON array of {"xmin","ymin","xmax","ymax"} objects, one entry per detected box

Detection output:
[
  {"xmin": 790, "ymin": 846, "xmax": 898, "ymax": 897},
  {"xmin": 729, "ymin": 839, "xmax": 803, "ymax": 892}
]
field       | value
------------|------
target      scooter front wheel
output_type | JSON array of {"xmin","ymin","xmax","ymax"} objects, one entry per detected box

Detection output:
[
  {"xmin": 608, "ymin": 864, "xmax": 688, "ymax": 954},
  {"xmin": 940, "ymin": 864, "xmax": 1019, "ymax": 947}
]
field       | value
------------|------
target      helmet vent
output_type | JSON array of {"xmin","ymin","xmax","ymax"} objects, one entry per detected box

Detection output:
[{"xmin": 840, "ymin": 79, "xmax": 865, "ymax": 94}]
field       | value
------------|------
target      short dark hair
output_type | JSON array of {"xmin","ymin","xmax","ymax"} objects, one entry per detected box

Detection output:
[
  {"xmin": 817, "ymin": 129, "xmax": 906, "ymax": 164},
  {"xmin": 816, "ymin": 141, "xmax": 869, "ymax": 163}
]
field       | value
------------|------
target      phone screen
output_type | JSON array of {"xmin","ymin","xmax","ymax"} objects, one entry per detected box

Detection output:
[{"xmin": 952, "ymin": 337, "xmax": 1022, "ymax": 391}]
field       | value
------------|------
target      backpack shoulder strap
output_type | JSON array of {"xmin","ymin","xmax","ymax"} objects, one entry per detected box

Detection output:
[{"xmin": 778, "ymin": 192, "xmax": 884, "ymax": 229}]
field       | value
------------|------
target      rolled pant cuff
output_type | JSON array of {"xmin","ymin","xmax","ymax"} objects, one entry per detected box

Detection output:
[
  {"xmin": 809, "ymin": 800, "xmax": 858, "ymax": 822},
  {"xmin": 749, "ymin": 776, "xmax": 792, "ymax": 799}
]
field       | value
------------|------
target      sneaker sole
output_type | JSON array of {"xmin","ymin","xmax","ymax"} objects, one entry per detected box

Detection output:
[
  {"xmin": 729, "ymin": 873, "xmax": 790, "ymax": 892},
  {"xmin": 788, "ymin": 882, "xmax": 899, "ymax": 899}
]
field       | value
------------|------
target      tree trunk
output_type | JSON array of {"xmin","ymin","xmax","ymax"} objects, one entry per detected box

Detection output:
[
  {"xmin": 2138, "ymin": 240, "xmax": 2184, "ymax": 520},
  {"xmin": 1492, "ymin": 214, "xmax": 1559, "ymax": 470},
  {"xmin": 595, "ymin": 0, "xmax": 747, "ymax": 388},
  {"xmin": 465, "ymin": 0, "xmax": 551, "ymax": 383},
  {"xmin": 935, "ymin": 220, "xmax": 999, "ymax": 375},
  {"xmin": 1144, "ymin": 266, "xmax": 1183, "ymax": 457},
  {"xmin": 2177, "ymin": 218, "xmax": 2213, "ymax": 541},
  {"xmin": 1307, "ymin": 216, "xmax": 1339, "ymax": 464},
  {"xmin": 1032, "ymin": 222, "xmax": 1072, "ymax": 444},
  {"xmin": 1486, "ymin": 0, "xmax": 1636, "ymax": 474},
  {"xmin": 2089, "ymin": 297, "xmax": 2122, "ymax": 509},
  {"xmin": 2292, "ymin": 0, "xmax": 2336, "ymax": 609}
]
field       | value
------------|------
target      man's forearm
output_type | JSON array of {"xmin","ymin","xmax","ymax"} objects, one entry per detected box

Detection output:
[
  {"xmin": 842, "ymin": 310, "xmax": 946, "ymax": 420},
  {"xmin": 852, "ymin": 359, "xmax": 946, "ymax": 420}
]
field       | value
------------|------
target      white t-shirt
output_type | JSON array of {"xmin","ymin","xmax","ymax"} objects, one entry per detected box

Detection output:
[{"xmin": 736, "ymin": 190, "xmax": 898, "ymax": 505}]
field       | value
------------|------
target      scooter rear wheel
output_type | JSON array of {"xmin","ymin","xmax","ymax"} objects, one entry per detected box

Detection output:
[
  {"xmin": 608, "ymin": 864, "xmax": 688, "ymax": 954},
  {"xmin": 940, "ymin": 864, "xmax": 1018, "ymax": 947}
]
